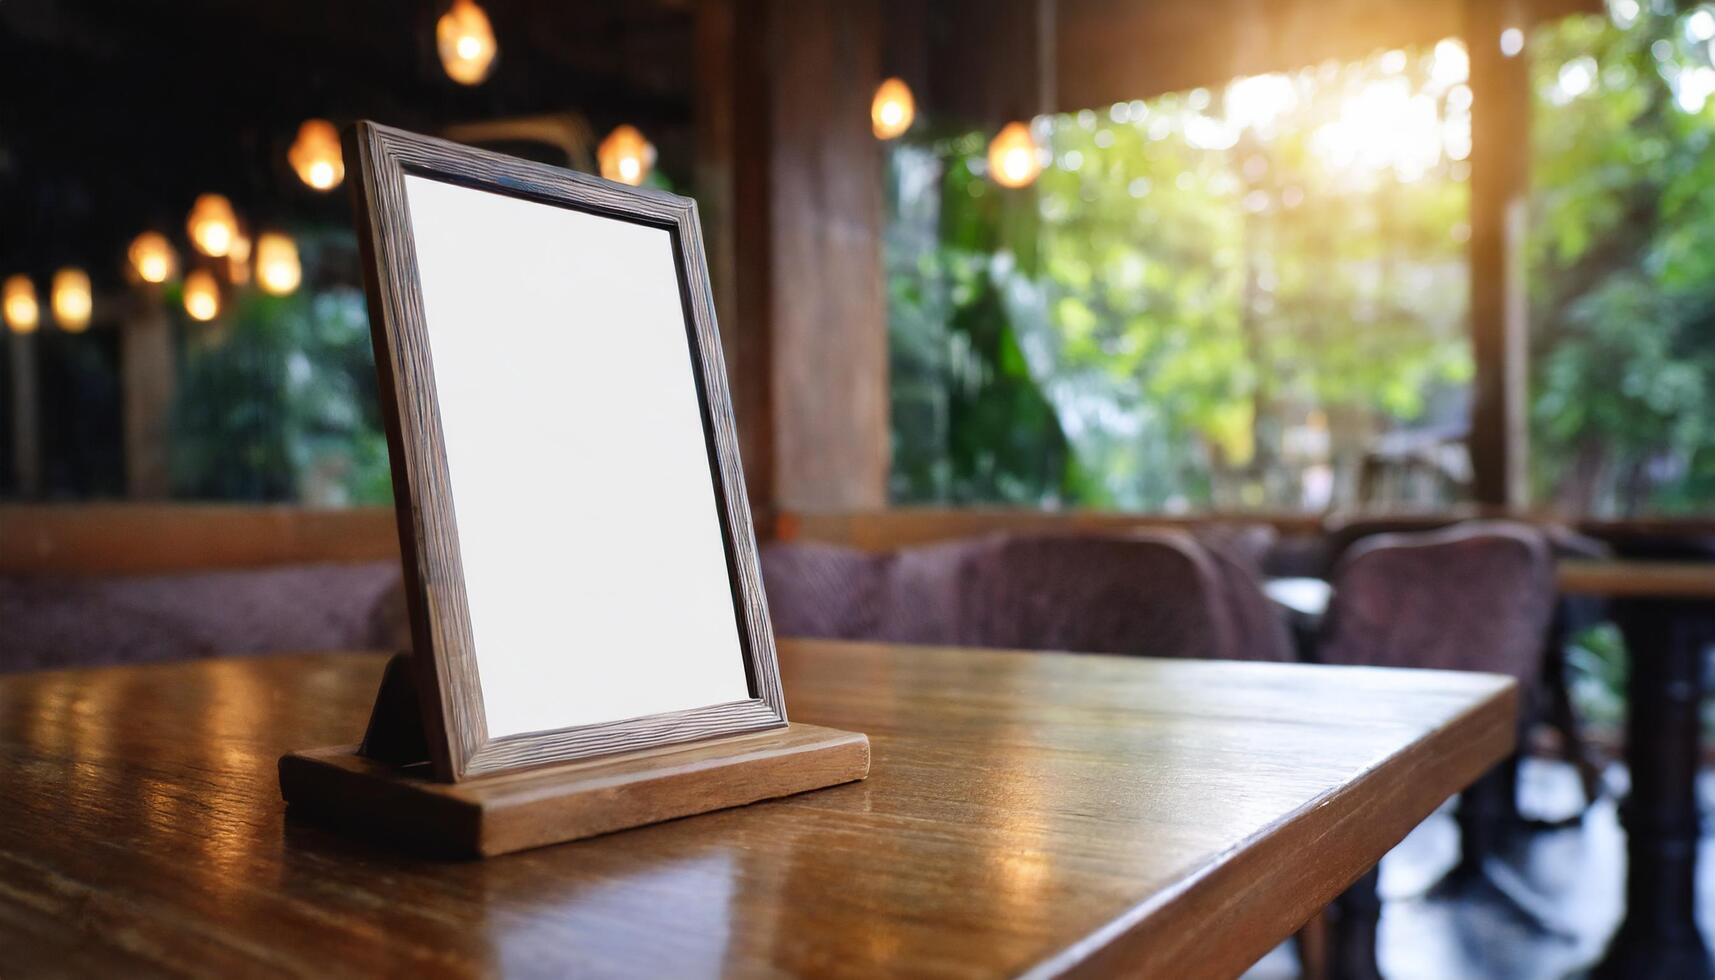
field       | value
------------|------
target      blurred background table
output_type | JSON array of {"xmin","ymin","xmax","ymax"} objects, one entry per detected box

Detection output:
[
  {"xmin": 1556, "ymin": 559, "xmax": 1715, "ymax": 978},
  {"xmin": 0, "ymin": 639, "xmax": 1513, "ymax": 977},
  {"xmin": 1265, "ymin": 557, "xmax": 1715, "ymax": 978}
]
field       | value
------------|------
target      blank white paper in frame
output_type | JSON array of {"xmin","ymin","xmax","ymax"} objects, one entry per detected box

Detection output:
[{"xmin": 401, "ymin": 174, "xmax": 750, "ymax": 739}]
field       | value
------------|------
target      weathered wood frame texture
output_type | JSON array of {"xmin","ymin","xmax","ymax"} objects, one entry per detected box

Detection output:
[{"xmin": 346, "ymin": 121, "xmax": 786, "ymax": 782}]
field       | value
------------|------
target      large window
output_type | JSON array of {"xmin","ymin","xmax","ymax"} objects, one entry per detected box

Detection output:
[
  {"xmin": 890, "ymin": 5, "xmax": 1715, "ymax": 519},
  {"xmin": 888, "ymin": 45, "xmax": 1474, "ymax": 511},
  {"xmin": 1528, "ymin": 3, "xmax": 1715, "ymax": 516}
]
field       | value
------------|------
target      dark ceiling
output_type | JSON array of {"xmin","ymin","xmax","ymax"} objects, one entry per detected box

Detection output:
[{"xmin": 0, "ymin": 0, "xmax": 696, "ymax": 286}]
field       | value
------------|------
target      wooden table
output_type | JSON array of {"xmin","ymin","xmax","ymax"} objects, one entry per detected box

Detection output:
[
  {"xmin": 1558, "ymin": 559, "xmax": 1715, "ymax": 979},
  {"xmin": 0, "ymin": 640, "xmax": 1514, "ymax": 978},
  {"xmin": 1268, "ymin": 560, "xmax": 1715, "ymax": 978}
]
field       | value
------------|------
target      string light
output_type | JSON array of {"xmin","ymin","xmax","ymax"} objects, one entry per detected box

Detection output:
[
  {"xmin": 288, "ymin": 119, "xmax": 345, "ymax": 191},
  {"xmin": 128, "ymin": 232, "xmax": 177, "ymax": 284},
  {"xmin": 3, "ymin": 275, "xmax": 38, "ymax": 334},
  {"xmin": 987, "ymin": 121, "xmax": 1043, "ymax": 188},
  {"xmin": 437, "ymin": 0, "xmax": 497, "ymax": 86},
  {"xmin": 256, "ymin": 232, "xmax": 302, "ymax": 296},
  {"xmin": 51, "ymin": 268, "xmax": 92, "ymax": 333},
  {"xmin": 1500, "ymin": 27, "xmax": 1525, "ymax": 57},
  {"xmin": 183, "ymin": 269, "xmax": 220, "ymax": 322},
  {"xmin": 871, "ymin": 78, "xmax": 916, "ymax": 139},
  {"xmin": 597, "ymin": 125, "xmax": 656, "ymax": 185},
  {"xmin": 187, "ymin": 194, "xmax": 239, "ymax": 258}
]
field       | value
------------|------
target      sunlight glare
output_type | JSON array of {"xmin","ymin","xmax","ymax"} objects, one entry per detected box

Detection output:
[
  {"xmin": 1430, "ymin": 39, "xmax": 1469, "ymax": 88},
  {"xmin": 1224, "ymin": 73, "xmax": 1296, "ymax": 134}
]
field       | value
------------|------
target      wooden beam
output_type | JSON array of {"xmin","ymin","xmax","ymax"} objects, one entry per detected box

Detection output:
[
  {"xmin": 8, "ymin": 329, "xmax": 39, "ymax": 497},
  {"xmin": 777, "ymin": 507, "xmax": 1329, "ymax": 551},
  {"xmin": 0, "ymin": 504, "xmax": 399, "ymax": 575},
  {"xmin": 120, "ymin": 294, "xmax": 175, "ymax": 498},
  {"xmin": 927, "ymin": 0, "xmax": 1057, "ymax": 126},
  {"xmin": 1054, "ymin": 0, "xmax": 1598, "ymax": 111},
  {"xmin": 694, "ymin": 0, "xmax": 775, "ymax": 516},
  {"xmin": 1466, "ymin": 0, "xmax": 1533, "ymax": 507},
  {"xmin": 761, "ymin": 0, "xmax": 889, "ymax": 512}
]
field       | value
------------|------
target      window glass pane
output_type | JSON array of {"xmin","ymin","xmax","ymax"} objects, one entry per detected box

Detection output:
[
  {"xmin": 888, "ymin": 45, "xmax": 1474, "ymax": 511},
  {"xmin": 1529, "ymin": 6, "xmax": 1715, "ymax": 515}
]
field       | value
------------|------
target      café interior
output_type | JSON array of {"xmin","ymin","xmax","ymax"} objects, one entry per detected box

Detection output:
[{"xmin": 7, "ymin": 0, "xmax": 1715, "ymax": 976}]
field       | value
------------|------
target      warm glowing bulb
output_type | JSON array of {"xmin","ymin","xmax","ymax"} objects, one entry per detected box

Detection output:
[
  {"xmin": 184, "ymin": 269, "xmax": 220, "ymax": 322},
  {"xmin": 187, "ymin": 194, "xmax": 239, "ymax": 258},
  {"xmin": 51, "ymin": 268, "xmax": 92, "ymax": 332},
  {"xmin": 128, "ymin": 232, "xmax": 177, "ymax": 285},
  {"xmin": 871, "ymin": 77, "xmax": 916, "ymax": 139},
  {"xmin": 437, "ymin": 0, "xmax": 497, "ymax": 86},
  {"xmin": 256, "ymin": 232, "xmax": 302, "ymax": 296},
  {"xmin": 987, "ymin": 121, "xmax": 1043, "ymax": 188},
  {"xmin": 3, "ymin": 275, "xmax": 38, "ymax": 333},
  {"xmin": 597, "ymin": 125, "xmax": 656, "ymax": 186},
  {"xmin": 288, "ymin": 119, "xmax": 345, "ymax": 191}
]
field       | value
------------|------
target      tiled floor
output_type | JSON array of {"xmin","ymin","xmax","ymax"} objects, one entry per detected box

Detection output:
[{"xmin": 1247, "ymin": 760, "xmax": 1715, "ymax": 978}]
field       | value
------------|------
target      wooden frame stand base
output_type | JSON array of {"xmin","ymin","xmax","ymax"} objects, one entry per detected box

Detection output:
[{"xmin": 280, "ymin": 722, "xmax": 870, "ymax": 857}]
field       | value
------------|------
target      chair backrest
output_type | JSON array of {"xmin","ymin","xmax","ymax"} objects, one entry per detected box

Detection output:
[
  {"xmin": 762, "ymin": 531, "xmax": 1294, "ymax": 662},
  {"xmin": 757, "ymin": 541, "xmax": 890, "ymax": 642},
  {"xmin": 1200, "ymin": 544, "xmax": 1298, "ymax": 662},
  {"xmin": 1317, "ymin": 521, "xmax": 1556, "ymax": 682},
  {"xmin": 948, "ymin": 532, "xmax": 1238, "ymax": 659}
]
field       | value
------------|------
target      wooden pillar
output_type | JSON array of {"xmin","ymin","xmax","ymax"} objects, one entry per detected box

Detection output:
[
  {"xmin": 695, "ymin": 0, "xmax": 775, "ymax": 517},
  {"xmin": 764, "ymin": 0, "xmax": 888, "ymax": 512},
  {"xmin": 697, "ymin": 0, "xmax": 889, "ymax": 518},
  {"xmin": 1466, "ymin": 1, "xmax": 1531, "ymax": 508},
  {"xmin": 121, "ymin": 295, "xmax": 175, "ymax": 498},
  {"xmin": 8, "ymin": 330, "xmax": 40, "ymax": 497}
]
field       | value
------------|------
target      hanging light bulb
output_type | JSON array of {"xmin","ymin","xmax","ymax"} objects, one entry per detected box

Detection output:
[
  {"xmin": 227, "ymin": 231, "xmax": 253, "ymax": 284},
  {"xmin": 871, "ymin": 77, "xmax": 916, "ymax": 140},
  {"xmin": 437, "ymin": 0, "xmax": 498, "ymax": 86},
  {"xmin": 288, "ymin": 119, "xmax": 345, "ymax": 191},
  {"xmin": 183, "ymin": 269, "xmax": 220, "ymax": 322},
  {"xmin": 51, "ymin": 268, "xmax": 92, "ymax": 333},
  {"xmin": 128, "ymin": 232, "xmax": 178, "ymax": 285},
  {"xmin": 187, "ymin": 194, "xmax": 239, "ymax": 257},
  {"xmin": 256, "ymin": 232, "xmax": 302, "ymax": 296},
  {"xmin": 597, "ymin": 125, "xmax": 656, "ymax": 185},
  {"xmin": 987, "ymin": 121, "xmax": 1043, "ymax": 188},
  {"xmin": 3, "ymin": 275, "xmax": 38, "ymax": 334}
]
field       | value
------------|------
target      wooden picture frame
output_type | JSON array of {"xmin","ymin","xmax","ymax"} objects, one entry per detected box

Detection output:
[{"xmin": 345, "ymin": 121, "xmax": 786, "ymax": 782}]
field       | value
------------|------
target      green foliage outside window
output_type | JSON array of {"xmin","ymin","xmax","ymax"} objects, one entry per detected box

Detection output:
[
  {"xmin": 889, "ymin": 6, "xmax": 1715, "ymax": 516},
  {"xmin": 1528, "ymin": 8, "xmax": 1715, "ymax": 515},
  {"xmin": 170, "ymin": 231, "xmax": 391, "ymax": 505}
]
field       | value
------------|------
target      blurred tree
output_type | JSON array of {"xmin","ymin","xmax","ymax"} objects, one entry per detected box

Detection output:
[
  {"xmin": 1528, "ymin": 8, "xmax": 1715, "ymax": 515},
  {"xmin": 888, "ymin": 47, "xmax": 1473, "ymax": 510},
  {"xmin": 887, "ymin": 135, "xmax": 1078, "ymax": 504},
  {"xmin": 170, "ymin": 231, "xmax": 390, "ymax": 505}
]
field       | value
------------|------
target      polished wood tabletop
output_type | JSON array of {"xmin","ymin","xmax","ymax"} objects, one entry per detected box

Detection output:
[
  {"xmin": 1557, "ymin": 558, "xmax": 1715, "ymax": 599},
  {"xmin": 0, "ymin": 640, "xmax": 1514, "ymax": 978}
]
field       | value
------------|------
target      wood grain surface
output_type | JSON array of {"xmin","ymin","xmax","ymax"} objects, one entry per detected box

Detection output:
[
  {"xmin": 0, "ymin": 639, "xmax": 1514, "ymax": 978},
  {"xmin": 0, "ymin": 504, "xmax": 398, "ymax": 575},
  {"xmin": 281, "ymin": 723, "xmax": 870, "ymax": 857},
  {"xmin": 1558, "ymin": 559, "xmax": 1715, "ymax": 599}
]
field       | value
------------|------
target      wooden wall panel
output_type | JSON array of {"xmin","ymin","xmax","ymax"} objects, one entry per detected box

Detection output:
[{"xmin": 0, "ymin": 504, "xmax": 399, "ymax": 575}]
